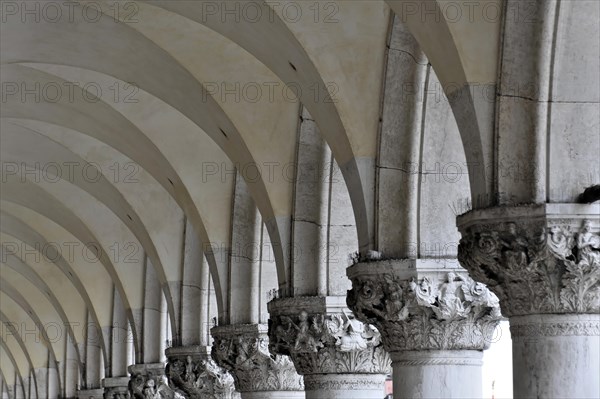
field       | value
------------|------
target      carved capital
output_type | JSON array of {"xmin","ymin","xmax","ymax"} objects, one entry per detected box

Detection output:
[
  {"xmin": 127, "ymin": 363, "xmax": 168, "ymax": 399},
  {"xmin": 457, "ymin": 204, "xmax": 600, "ymax": 317},
  {"xmin": 346, "ymin": 261, "xmax": 501, "ymax": 352},
  {"xmin": 104, "ymin": 387, "xmax": 130, "ymax": 399},
  {"xmin": 210, "ymin": 324, "xmax": 303, "ymax": 393},
  {"xmin": 267, "ymin": 296, "xmax": 391, "ymax": 375},
  {"xmin": 165, "ymin": 346, "xmax": 238, "ymax": 399},
  {"xmin": 103, "ymin": 377, "xmax": 130, "ymax": 399}
]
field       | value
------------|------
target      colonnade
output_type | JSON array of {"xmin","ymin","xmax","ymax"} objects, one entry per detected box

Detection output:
[{"xmin": 106, "ymin": 204, "xmax": 598, "ymax": 399}]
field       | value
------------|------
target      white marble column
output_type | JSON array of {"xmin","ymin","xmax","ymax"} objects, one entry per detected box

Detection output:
[
  {"xmin": 347, "ymin": 260, "xmax": 501, "ymax": 399},
  {"xmin": 85, "ymin": 322, "xmax": 104, "ymax": 390},
  {"xmin": 31, "ymin": 369, "xmax": 47, "ymax": 399},
  {"xmin": 510, "ymin": 314, "xmax": 600, "ymax": 398},
  {"xmin": 457, "ymin": 204, "xmax": 600, "ymax": 399},
  {"xmin": 391, "ymin": 351, "xmax": 482, "ymax": 399},
  {"xmin": 143, "ymin": 259, "xmax": 164, "ymax": 364},
  {"xmin": 64, "ymin": 338, "xmax": 79, "ymax": 398},
  {"xmin": 268, "ymin": 296, "xmax": 390, "ymax": 399},
  {"xmin": 47, "ymin": 367, "xmax": 59, "ymax": 399}
]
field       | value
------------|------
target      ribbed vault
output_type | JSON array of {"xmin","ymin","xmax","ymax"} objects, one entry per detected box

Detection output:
[
  {"xmin": 0, "ymin": 0, "xmax": 503, "ymax": 393},
  {"xmin": 2, "ymin": 1, "xmax": 597, "ymax": 397}
]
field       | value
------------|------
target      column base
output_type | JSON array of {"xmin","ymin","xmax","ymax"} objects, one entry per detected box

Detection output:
[
  {"xmin": 391, "ymin": 350, "xmax": 483, "ymax": 399},
  {"xmin": 303, "ymin": 374, "xmax": 386, "ymax": 399},
  {"xmin": 511, "ymin": 314, "xmax": 600, "ymax": 399}
]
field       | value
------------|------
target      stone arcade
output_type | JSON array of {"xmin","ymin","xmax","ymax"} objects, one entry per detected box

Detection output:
[{"xmin": 0, "ymin": 1, "xmax": 598, "ymax": 398}]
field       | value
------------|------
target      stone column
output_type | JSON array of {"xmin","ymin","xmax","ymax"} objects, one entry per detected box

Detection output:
[
  {"xmin": 102, "ymin": 377, "xmax": 129, "ymax": 399},
  {"xmin": 211, "ymin": 324, "xmax": 304, "ymax": 399},
  {"xmin": 127, "ymin": 363, "xmax": 165, "ymax": 399},
  {"xmin": 268, "ymin": 296, "xmax": 390, "ymax": 399},
  {"xmin": 164, "ymin": 345, "xmax": 238, "ymax": 399},
  {"xmin": 347, "ymin": 260, "xmax": 501, "ymax": 399},
  {"xmin": 47, "ymin": 367, "xmax": 59, "ymax": 399},
  {"xmin": 457, "ymin": 204, "xmax": 600, "ymax": 399}
]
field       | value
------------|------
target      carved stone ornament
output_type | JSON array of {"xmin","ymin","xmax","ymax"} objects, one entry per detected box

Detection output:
[
  {"xmin": 165, "ymin": 346, "xmax": 238, "ymax": 399},
  {"xmin": 210, "ymin": 324, "xmax": 303, "ymax": 393},
  {"xmin": 267, "ymin": 296, "xmax": 391, "ymax": 375},
  {"xmin": 509, "ymin": 314, "xmax": 600, "ymax": 338},
  {"xmin": 104, "ymin": 377, "xmax": 130, "ymax": 399},
  {"xmin": 457, "ymin": 204, "xmax": 600, "ymax": 317},
  {"xmin": 128, "ymin": 363, "xmax": 174, "ymax": 399},
  {"xmin": 104, "ymin": 387, "xmax": 130, "ymax": 399},
  {"xmin": 303, "ymin": 374, "xmax": 387, "ymax": 392},
  {"xmin": 346, "ymin": 261, "xmax": 502, "ymax": 351}
]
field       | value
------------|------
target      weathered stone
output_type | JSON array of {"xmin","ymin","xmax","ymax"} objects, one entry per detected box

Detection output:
[
  {"xmin": 165, "ymin": 346, "xmax": 238, "ymax": 399},
  {"xmin": 457, "ymin": 204, "xmax": 600, "ymax": 398},
  {"xmin": 347, "ymin": 259, "xmax": 500, "ymax": 399},
  {"xmin": 268, "ymin": 296, "xmax": 390, "ymax": 399},
  {"xmin": 211, "ymin": 324, "xmax": 303, "ymax": 397}
]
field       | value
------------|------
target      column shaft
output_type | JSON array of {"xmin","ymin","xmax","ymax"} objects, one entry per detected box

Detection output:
[
  {"xmin": 511, "ymin": 314, "xmax": 600, "ymax": 398},
  {"xmin": 47, "ymin": 367, "xmax": 59, "ymax": 399},
  {"xmin": 391, "ymin": 351, "xmax": 482, "ymax": 399}
]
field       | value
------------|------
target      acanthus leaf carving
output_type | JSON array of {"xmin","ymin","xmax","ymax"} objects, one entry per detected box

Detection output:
[
  {"xmin": 267, "ymin": 298, "xmax": 391, "ymax": 376},
  {"xmin": 165, "ymin": 347, "xmax": 238, "ymax": 399},
  {"xmin": 458, "ymin": 218, "xmax": 600, "ymax": 317},
  {"xmin": 347, "ymin": 269, "xmax": 502, "ymax": 352},
  {"xmin": 137, "ymin": 376, "xmax": 184, "ymax": 399},
  {"xmin": 128, "ymin": 364, "xmax": 174, "ymax": 399},
  {"xmin": 210, "ymin": 325, "xmax": 303, "ymax": 393},
  {"xmin": 104, "ymin": 389, "xmax": 130, "ymax": 399},
  {"xmin": 104, "ymin": 377, "xmax": 131, "ymax": 399}
]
